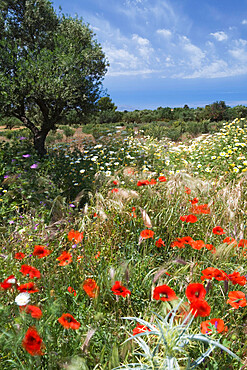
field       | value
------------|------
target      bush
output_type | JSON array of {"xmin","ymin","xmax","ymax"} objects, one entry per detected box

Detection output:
[
  {"xmin": 62, "ymin": 126, "xmax": 76, "ymax": 138},
  {"xmin": 167, "ymin": 127, "xmax": 181, "ymax": 141},
  {"xmin": 46, "ymin": 132, "xmax": 64, "ymax": 144}
]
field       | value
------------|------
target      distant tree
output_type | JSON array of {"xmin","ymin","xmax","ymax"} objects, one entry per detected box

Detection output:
[
  {"xmin": 194, "ymin": 107, "xmax": 206, "ymax": 122},
  {"xmin": 98, "ymin": 110, "xmax": 123, "ymax": 124},
  {"xmin": 204, "ymin": 101, "xmax": 228, "ymax": 122},
  {"xmin": 156, "ymin": 107, "xmax": 173, "ymax": 121},
  {"xmin": 123, "ymin": 111, "xmax": 141, "ymax": 124},
  {"xmin": 0, "ymin": 0, "xmax": 108, "ymax": 155},
  {"xmin": 231, "ymin": 105, "xmax": 247, "ymax": 119},
  {"xmin": 178, "ymin": 109, "xmax": 195, "ymax": 122},
  {"xmin": 97, "ymin": 96, "xmax": 117, "ymax": 112}
]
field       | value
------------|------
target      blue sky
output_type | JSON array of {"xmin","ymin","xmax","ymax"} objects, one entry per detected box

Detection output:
[{"xmin": 52, "ymin": 0, "xmax": 247, "ymax": 110}]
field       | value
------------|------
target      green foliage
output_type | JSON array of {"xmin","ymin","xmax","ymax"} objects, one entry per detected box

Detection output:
[
  {"xmin": 0, "ymin": 116, "xmax": 22, "ymax": 129},
  {"xmin": 98, "ymin": 97, "xmax": 117, "ymax": 112},
  {"xmin": 61, "ymin": 126, "xmax": 76, "ymax": 138},
  {"xmin": 0, "ymin": 0, "xmax": 108, "ymax": 154},
  {"xmin": 204, "ymin": 101, "xmax": 229, "ymax": 122},
  {"xmin": 46, "ymin": 131, "xmax": 64, "ymax": 144}
]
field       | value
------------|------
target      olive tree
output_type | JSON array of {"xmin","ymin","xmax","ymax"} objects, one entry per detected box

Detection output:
[{"xmin": 0, "ymin": 0, "xmax": 108, "ymax": 155}]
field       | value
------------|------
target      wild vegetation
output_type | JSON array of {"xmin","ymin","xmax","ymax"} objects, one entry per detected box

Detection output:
[
  {"xmin": 0, "ymin": 118, "xmax": 247, "ymax": 369},
  {"xmin": 1, "ymin": 2, "xmax": 247, "ymax": 369}
]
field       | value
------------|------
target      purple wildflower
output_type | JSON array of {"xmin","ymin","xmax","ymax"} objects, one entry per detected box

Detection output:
[{"xmin": 30, "ymin": 164, "xmax": 38, "ymax": 169}]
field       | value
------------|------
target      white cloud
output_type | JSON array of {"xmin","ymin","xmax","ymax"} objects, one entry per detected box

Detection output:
[
  {"xmin": 103, "ymin": 44, "xmax": 138, "ymax": 70},
  {"xmin": 181, "ymin": 60, "xmax": 229, "ymax": 79},
  {"xmin": 156, "ymin": 29, "xmax": 172, "ymax": 38},
  {"xmin": 179, "ymin": 36, "xmax": 205, "ymax": 68},
  {"xmin": 132, "ymin": 34, "xmax": 150, "ymax": 46},
  {"xmin": 242, "ymin": 19, "xmax": 247, "ymax": 25},
  {"xmin": 84, "ymin": 3, "xmax": 247, "ymax": 80},
  {"xmin": 210, "ymin": 31, "xmax": 228, "ymax": 41},
  {"xmin": 119, "ymin": 0, "xmax": 179, "ymax": 34},
  {"xmin": 101, "ymin": 31, "xmax": 156, "ymax": 76},
  {"xmin": 106, "ymin": 68, "xmax": 157, "ymax": 77},
  {"xmin": 229, "ymin": 47, "xmax": 247, "ymax": 62},
  {"xmin": 132, "ymin": 34, "xmax": 154, "ymax": 59},
  {"xmin": 228, "ymin": 39, "xmax": 247, "ymax": 62}
]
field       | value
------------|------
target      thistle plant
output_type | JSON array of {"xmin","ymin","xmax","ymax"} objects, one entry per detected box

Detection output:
[{"xmin": 115, "ymin": 301, "xmax": 241, "ymax": 369}]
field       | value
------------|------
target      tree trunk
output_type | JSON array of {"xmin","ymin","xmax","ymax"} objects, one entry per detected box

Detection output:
[
  {"xmin": 33, "ymin": 130, "xmax": 49, "ymax": 156},
  {"xmin": 18, "ymin": 116, "xmax": 50, "ymax": 157}
]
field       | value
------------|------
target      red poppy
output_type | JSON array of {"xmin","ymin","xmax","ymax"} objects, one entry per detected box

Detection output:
[
  {"xmin": 213, "ymin": 269, "xmax": 228, "ymax": 281},
  {"xmin": 189, "ymin": 198, "xmax": 199, "ymax": 205},
  {"xmin": 190, "ymin": 240, "xmax": 205, "ymax": 250},
  {"xmin": 137, "ymin": 180, "xmax": 150, "ymax": 186},
  {"xmin": 227, "ymin": 291, "xmax": 247, "ymax": 309},
  {"xmin": 185, "ymin": 283, "xmax": 206, "ymax": 302},
  {"xmin": 111, "ymin": 188, "xmax": 119, "ymax": 193},
  {"xmin": 205, "ymin": 244, "xmax": 215, "ymax": 252},
  {"xmin": 33, "ymin": 245, "xmax": 51, "ymax": 258},
  {"xmin": 180, "ymin": 236, "xmax": 194, "ymax": 245},
  {"xmin": 133, "ymin": 324, "xmax": 151, "ymax": 336},
  {"xmin": 158, "ymin": 176, "xmax": 167, "ymax": 182},
  {"xmin": 58, "ymin": 313, "xmax": 81, "ymax": 329},
  {"xmin": 130, "ymin": 207, "xmax": 137, "ymax": 218},
  {"xmin": 149, "ymin": 178, "xmax": 157, "ymax": 185},
  {"xmin": 223, "ymin": 237, "xmax": 237, "ymax": 247},
  {"xmin": 180, "ymin": 215, "xmax": 187, "ymax": 221},
  {"xmin": 20, "ymin": 265, "xmax": 41, "ymax": 279},
  {"xmin": 111, "ymin": 281, "xmax": 131, "ymax": 297},
  {"xmin": 18, "ymin": 282, "xmax": 39, "ymax": 293},
  {"xmin": 140, "ymin": 229, "xmax": 154, "ymax": 239},
  {"xmin": 14, "ymin": 252, "xmax": 26, "ymax": 260},
  {"xmin": 170, "ymin": 238, "xmax": 185, "ymax": 249},
  {"xmin": 180, "ymin": 215, "xmax": 198, "ymax": 223},
  {"xmin": 238, "ymin": 239, "xmax": 247, "ymax": 248},
  {"xmin": 153, "ymin": 285, "xmax": 178, "ymax": 302},
  {"xmin": 93, "ymin": 212, "xmax": 98, "ymax": 218},
  {"xmin": 155, "ymin": 238, "xmax": 165, "ymax": 248},
  {"xmin": 200, "ymin": 318, "xmax": 228, "ymax": 335},
  {"xmin": 22, "ymin": 327, "xmax": 44, "ymax": 356},
  {"xmin": 201, "ymin": 267, "xmax": 216, "ymax": 281},
  {"xmin": 212, "ymin": 226, "xmax": 225, "ymax": 235},
  {"xmin": 185, "ymin": 214, "xmax": 198, "ymax": 223},
  {"xmin": 77, "ymin": 255, "xmax": 84, "ymax": 262},
  {"xmin": 185, "ymin": 187, "xmax": 191, "ymax": 194},
  {"xmin": 190, "ymin": 299, "xmax": 211, "ymax": 317},
  {"xmin": 83, "ymin": 278, "xmax": 99, "ymax": 298},
  {"xmin": 190, "ymin": 204, "xmax": 210, "ymax": 215},
  {"xmin": 67, "ymin": 229, "xmax": 84, "ymax": 243},
  {"xmin": 113, "ymin": 180, "xmax": 118, "ymax": 185},
  {"xmin": 0, "ymin": 275, "xmax": 17, "ymax": 290},
  {"xmin": 95, "ymin": 251, "xmax": 101, "ymax": 259},
  {"xmin": 57, "ymin": 251, "xmax": 72, "ymax": 266},
  {"xmin": 25, "ymin": 305, "xmax": 43, "ymax": 319},
  {"xmin": 68, "ymin": 286, "xmax": 77, "ymax": 296},
  {"xmin": 227, "ymin": 271, "xmax": 246, "ymax": 286}
]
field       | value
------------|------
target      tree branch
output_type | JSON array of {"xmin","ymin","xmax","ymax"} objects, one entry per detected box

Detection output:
[{"xmin": 19, "ymin": 116, "xmax": 39, "ymax": 136}]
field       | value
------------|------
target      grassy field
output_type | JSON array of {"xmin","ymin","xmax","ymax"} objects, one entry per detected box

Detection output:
[{"xmin": 0, "ymin": 119, "xmax": 247, "ymax": 369}]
